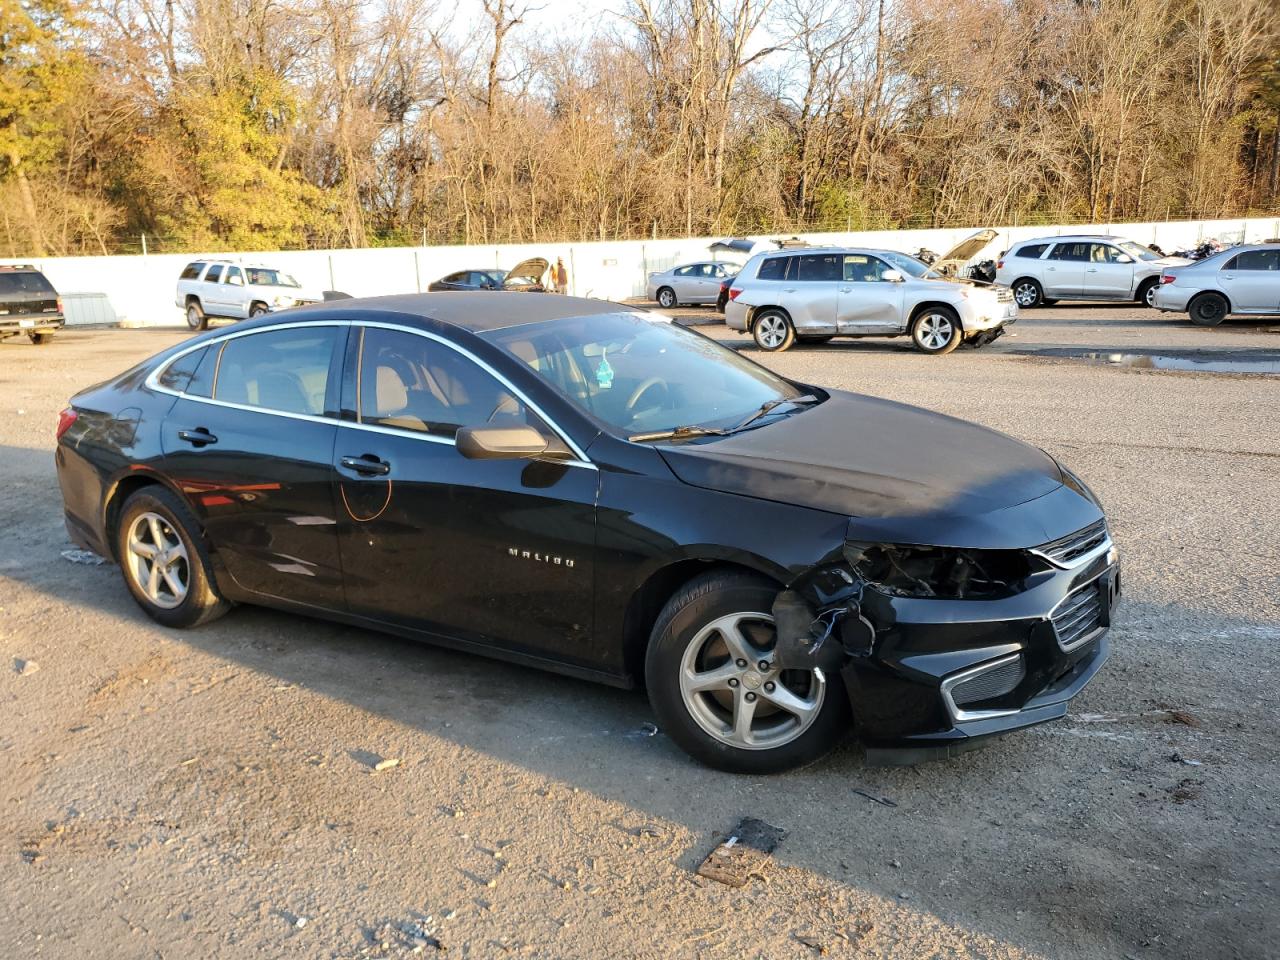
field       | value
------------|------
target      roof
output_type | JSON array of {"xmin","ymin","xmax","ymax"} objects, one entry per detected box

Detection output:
[{"xmin": 315, "ymin": 291, "xmax": 629, "ymax": 333}]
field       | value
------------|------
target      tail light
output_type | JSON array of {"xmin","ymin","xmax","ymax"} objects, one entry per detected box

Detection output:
[
  {"xmin": 996, "ymin": 259, "xmax": 1005, "ymax": 270},
  {"xmin": 728, "ymin": 287, "xmax": 742, "ymax": 301},
  {"xmin": 1160, "ymin": 273, "xmax": 1175, "ymax": 284},
  {"xmin": 57, "ymin": 297, "xmax": 64, "ymax": 314},
  {"xmin": 56, "ymin": 407, "xmax": 78, "ymax": 440}
]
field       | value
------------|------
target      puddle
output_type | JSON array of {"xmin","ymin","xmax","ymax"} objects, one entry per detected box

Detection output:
[{"xmin": 1019, "ymin": 349, "xmax": 1280, "ymax": 375}]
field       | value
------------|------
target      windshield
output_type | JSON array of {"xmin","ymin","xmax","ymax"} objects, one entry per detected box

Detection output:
[
  {"xmin": 245, "ymin": 268, "xmax": 301, "ymax": 288},
  {"xmin": 881, "ymin": 250, "xmax": 944, "ymax": 280},
  {"xmin": 480, "ymin": 312, "xmax": 806, "ymax": 436},
  {"xmin": 1116, "ymin": 241, "xmax": 1162, "ymax": 262}
]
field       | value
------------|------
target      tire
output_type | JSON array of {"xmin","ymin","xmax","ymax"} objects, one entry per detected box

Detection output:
[
  {"xmin": 644, "ymin": 571, "xmax": 849, "ymax": 774},
  {"xmin": 798, "ymin": 335, "xmax": 834, "ymax": 344},
  {"xmin": 1188, "ymin": 292, "xmax": 1228, "ymax": 327},
  {"xmin": 250, "ymin": 302, "xmax": 270, "ymax": 317},
  {"xmin": 114, "ymin": 486, "xmax": 231, "ymax": 629},
  {"xmin": 656, "ymin": 287, "xmax": 677, "ymax": 309},
  {"xmin": 751, "ymin": 309, "xmax": 795, "ymax": 352},
  {"xmin": 29, "ymin": 332, "xmax": 53, "ymax": 345},
  {"xmin": 910, "ymin": 307, "xmax": 962, "ymax": 355},
  {"xmin": 1011, "ymin": 278, "xmax": 1043, "ymax": 308},
  {"xmin": 1136, "ymin": 278, "xmax": 1159, "ymax": 308},
  {"xmin": 186, "ymin": 301, "xmax": 208, "ymax": 331}
]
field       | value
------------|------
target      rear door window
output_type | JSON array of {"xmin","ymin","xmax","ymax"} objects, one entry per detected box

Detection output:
[
  {"xmin": 204, "ymin": 264, "xmax": 224, "ymax": 283},
  {"xmin": 213, "ymin": 327, "xmax": 341, "ymax": 416},
  {"xmin": 1048, "ymin": 243, "xmax": 1089, "ymax": 262},
  {"xmin": 796, "ymin": 254, "xmax": 842, "ymax": 281},
  {"xmin": 1234, "ymin": 249, "xmax": 1280, "ymax": 271},
  {"xmin": 157, "ymin": 347, "xmax": 208, "ymax": 392}
]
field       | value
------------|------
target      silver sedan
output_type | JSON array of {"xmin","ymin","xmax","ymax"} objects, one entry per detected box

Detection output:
[
  {"xmin": 646, "ymin": 262, "xmax": 737, "ymax": 308},
  {"xmin": 1152, "ymin": 244, "xmax": 1280, "ymax": 325}
]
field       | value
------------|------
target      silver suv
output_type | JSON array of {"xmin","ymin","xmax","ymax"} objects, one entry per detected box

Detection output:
[
  {"xmin": 724, "ymin": 248, "xmax": 1017, "ymax": 354},
  {"xmin": 995, "ymin": 235, "xmax": 1190, "ymax": 309},
  {"xmin": 176, "ymin": 260, "xmax": 320, "ymax": 330}
]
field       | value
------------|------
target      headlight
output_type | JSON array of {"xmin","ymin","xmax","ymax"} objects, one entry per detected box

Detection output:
[{"xmin": 843, "ymin": 542, "xmax": 1031, "ymax": 600}]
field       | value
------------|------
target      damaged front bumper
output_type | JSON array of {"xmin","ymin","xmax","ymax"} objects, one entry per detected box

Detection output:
[{"xmin": 773, "ymin": 537, "xmax": 1119, "ymax": 763}]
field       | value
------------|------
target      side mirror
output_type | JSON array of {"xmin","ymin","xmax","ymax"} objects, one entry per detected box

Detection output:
[
  {"xmin": 881, "ymin": 269, "xmax": 905, "ymax": 283},
  {"xmin": 1115, "ymin": 254, "xmax": 1133, "ymax": 264},
  {"xmin": 456, "ymin": 425, "xmax": 550, "ymax": 460}
]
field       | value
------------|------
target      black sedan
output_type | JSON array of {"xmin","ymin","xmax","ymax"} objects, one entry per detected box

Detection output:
[{"xmin": 55, "ymin": 294, "xmax": 1118, "ymax": 773}]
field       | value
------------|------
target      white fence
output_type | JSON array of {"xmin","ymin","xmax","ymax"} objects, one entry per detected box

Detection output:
[{"xmin": 4, "ymin": 217, "xmax": 1278, "ymax": 328}]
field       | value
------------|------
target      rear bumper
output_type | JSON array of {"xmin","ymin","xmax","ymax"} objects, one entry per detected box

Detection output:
[
  {"xmin": 0, "ymin": 315, "xmax": 64, "ymax": 335},
  {"xmin": 1151, "ymin": 286, "xmax": 1193, "ymax": 312}
]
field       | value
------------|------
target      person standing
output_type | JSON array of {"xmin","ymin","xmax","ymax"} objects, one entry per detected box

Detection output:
[{"xmin": 553, "ymin": 257, "xmax": 569, "ymax": 295}]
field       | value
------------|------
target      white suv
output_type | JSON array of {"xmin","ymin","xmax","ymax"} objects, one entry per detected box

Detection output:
[
  {"xmin": 995, "ymin": 236, "xmax": 1190, "ymax": 309},
  {"xmin": 724, "ymin": 247, "xmax": 1017, "ymax": 354},
  {"xmin": 176, "ymin": 260, "xmax": 320, "ymax": 330}
]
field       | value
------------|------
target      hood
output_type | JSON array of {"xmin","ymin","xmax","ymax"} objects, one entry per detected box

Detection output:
[
  {"xmin": 505, "ymin": 257, "xmax": 549, "ymax": 284},
  {"xmin": 933, "ymin": 229, "xmax": 998, "ymax": 273},
  {"xmin": 657, "ymin": 390, "xmax": 1101, "ymax": 549},
  {"xmin": 709, "ymin": 238, "xmax": 756, "ymax": 255}
]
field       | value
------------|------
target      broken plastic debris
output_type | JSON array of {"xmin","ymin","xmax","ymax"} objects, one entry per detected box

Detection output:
[
  {"xmin": 61, "ymin": 548, "xmax": 106, "ymax": 565},
  {"xmin": 373, "ymin": 758, "xmax": 401, "ymax": 772},
  {"xmin": 13, "ymin": 658, "xmax": 39, "ymax": 675},
  {"xmin": 852, "ymin": 788, "xmax": 897, "ymax": 807},
  {"xmin": 696, "ymin": 817, "xmax": 786, "ymax": 887}
]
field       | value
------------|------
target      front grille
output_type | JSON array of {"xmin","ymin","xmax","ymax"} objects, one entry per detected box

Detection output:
[
  {"xmin": 1051, "ymin": 582, "xmax": 1104, "ymax": 651},
  {"xmin": 1036, "ymin": 520, "xmax": 1108, "ymax": 566},
  {"xmin": 951, "ymin": 656, "xmax": 1025, "ymax": 706},
  {"xmin": 995, "ymin": 286, "xmax": 1015, "ymax": 303}
]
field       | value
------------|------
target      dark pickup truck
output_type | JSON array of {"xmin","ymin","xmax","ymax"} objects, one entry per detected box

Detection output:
[{"xmin": 0, "ymin": 265, "xmax": 64, "ymax": 344}]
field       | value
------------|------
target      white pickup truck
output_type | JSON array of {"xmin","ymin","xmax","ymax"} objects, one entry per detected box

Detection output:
[{"xmin": 175, "ymin": 260, "xmax": 321, "ymax": 330}]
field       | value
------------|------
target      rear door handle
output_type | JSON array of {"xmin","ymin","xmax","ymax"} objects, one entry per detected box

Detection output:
[
  {"xmin": 177, "ymin": 428, "xmax": 217, "ymax": 446},
  {"xmin": 340, "ymin": 454, "xmax": 390, "ymax": 476}
]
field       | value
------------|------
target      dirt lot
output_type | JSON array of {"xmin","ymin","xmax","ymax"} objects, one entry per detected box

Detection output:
[{"xmin": 2, "ymin": 306, "xmax": 1278, "ymax": 959}]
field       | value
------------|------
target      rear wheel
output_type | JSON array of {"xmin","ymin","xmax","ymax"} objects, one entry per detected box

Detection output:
[
  {"xmin": 656, "ymin": 287, "xmax": 677, "ymax": 309},
  {"xmin": 29, "ymin": 332, "xmax": 53, "ymax": 345},
  {"xmin": 1012, "ymin": 278, "xmax": 1043, "ymax": 308},
  {"xmin": 1188, "ymin": 292, "xmax": 1228, "ymax": 327},
  {"xmin": 911, "ymin": 307, "xmax": 962, "ymax": 355},
  {"xmin": 1136, "ymin": 278, "xmax": 1159, "ymax": 308},
  {"xmin": 645, "ymin": 571, "xmax": 849, "ymax": 773},
  {"xmin": 186, "ymin": 301, "xmax": 208, "ymax": 331},
  {"xmin": 752, "ymin": 310, "xmax": 795, "ymax": 352},
  {"xmin": 115, "ymin": 487, "xmax": 231, "ymax": 629}
]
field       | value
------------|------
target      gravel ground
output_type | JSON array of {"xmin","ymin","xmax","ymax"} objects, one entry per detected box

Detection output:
[{"xmin": 2, "ymin": 305, "xmax": 1278, "ymax": 960}]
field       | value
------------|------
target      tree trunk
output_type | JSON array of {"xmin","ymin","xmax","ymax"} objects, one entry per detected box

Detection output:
[{"xmin": 8, "ymin": 153, "xmax": 46, "ymax": 257}]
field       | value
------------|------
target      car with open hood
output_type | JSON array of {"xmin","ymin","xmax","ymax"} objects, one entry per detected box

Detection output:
[
  {"xmin": 428, "ymin": 258, "xmax": 549, "ymax": 294},
  {"xmin": 55, "ymin": 294, "xmax": 1116, "ymax": 773},
  {"xmin": 724, "ymin": 243, "xmax": 1017, "ymax": 354}
]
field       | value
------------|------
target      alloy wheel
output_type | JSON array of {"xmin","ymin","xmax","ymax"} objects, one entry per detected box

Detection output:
[
  {"xmin": 755, "ymin": 315, "xmax": 788, "ymax": 349},
  {"xmin": 678, "ymin": 612, "xmax": 826, "ymax": 751},
  {"xmin": 917, "ymin": 312, "xmax": 954, "ymax": 350},
  {"xmin": 658, "ymin": 289, "xmax": 676, "ymax": 308},
  {"xmin": 1013, "ymin": 282, "xmax": 1039, "ymax": 307},
  {"xmin": 125, "ymin": 512, "xmax": 190, "ymax": 609},
  {"xmin": 1144, "ymin": 283, "xmax": 1157, "ymax": 307}
]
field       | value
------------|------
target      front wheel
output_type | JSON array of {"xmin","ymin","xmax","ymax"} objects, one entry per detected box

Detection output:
[
  {"xmin": 645, "ymin": 571, "xmax": 849, "ymax": 773},
  {"xmin": 250, "ymin": 302, "xmax": 270, "ymax": 318},
  {"xmin": 115, "ymin": 486, "xmax": 231, "ymax": 629},
  {"xmin": 1188, "ymin": 292, "xmax": 1228, "ymax": 327},
  {"xmin": 1012, "ymin": 279, "xmax": 1043, "ymax": 308},
  {"xmin": 752, "ymin": 310, "xmax": 795, "ymax": 352},
  {"xmin": 656, "ymin": 287, "xmax": 677, "ymax": 309},
  {"xmin": 29, "ymin": 332, "xmax": 54, "ymax": 345},
  {"xmin": 911, "ymin": 308, "xmax": 962, "ymax": 354}
]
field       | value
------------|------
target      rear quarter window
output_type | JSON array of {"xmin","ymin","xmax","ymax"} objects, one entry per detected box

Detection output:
[
  {"xmin": 756, "ymin": 257, "xmax": 789, "ymax": 281},
  {"xmin": 1015, "ymin": 244, "xmax": 1048, "ymax": 259},
  {"xmin": 180, "ymin": 262, "xmax": 205, "ymax": 280}
]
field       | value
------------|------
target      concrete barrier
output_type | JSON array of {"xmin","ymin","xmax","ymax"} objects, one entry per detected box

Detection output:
[{"xmin": 3, "ymin": 217, "xmax": 1277, "ymax": 328}]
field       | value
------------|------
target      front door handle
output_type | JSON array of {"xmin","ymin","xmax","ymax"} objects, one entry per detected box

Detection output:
[
  {"xmin": 177, "ymin": 428, "xmax": 217, "ymax": 446},
  {"xmin": 340, "ymin": 454, "xmax": 390, "ymax": 476},
  {"xmin": 1087, "ymin": 268, "xmax": 1099, "ymax": 273}
]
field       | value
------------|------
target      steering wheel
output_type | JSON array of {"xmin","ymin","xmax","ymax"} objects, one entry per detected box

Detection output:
[{"xmin": 625, "ymin": 376, "xmax": 668, "ymax": 414}]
